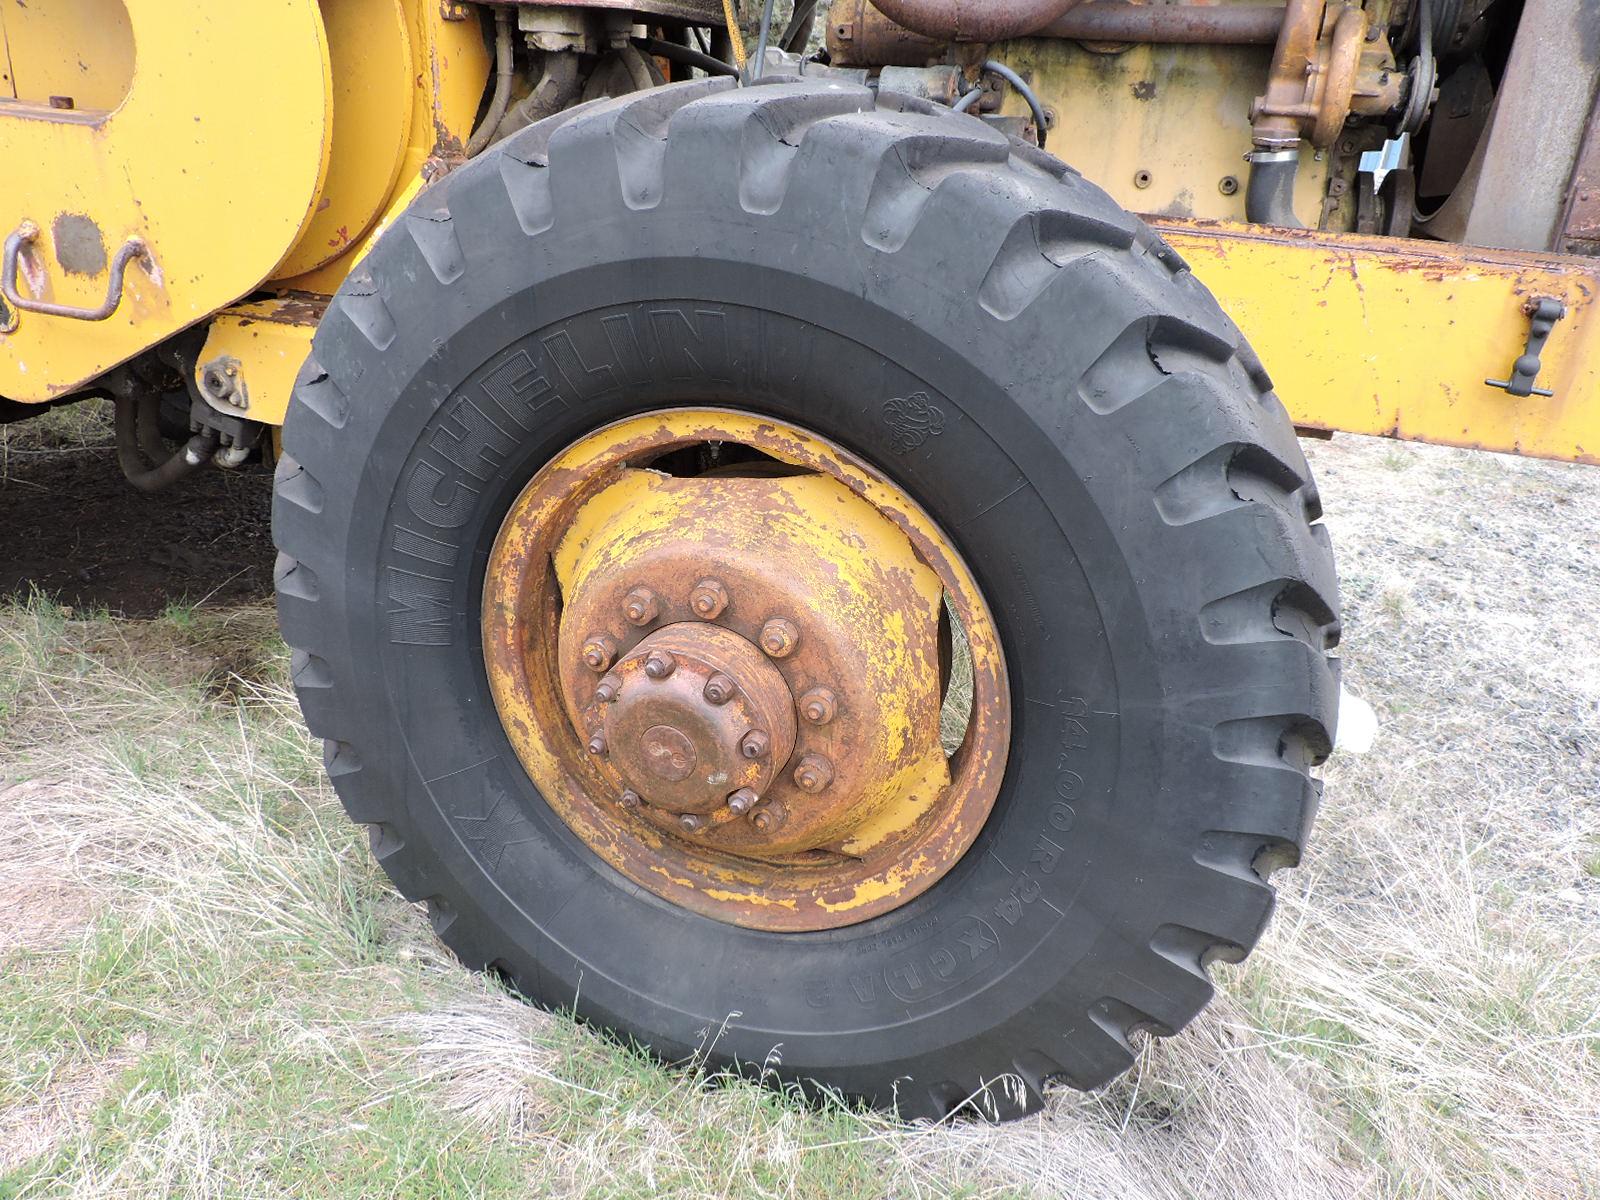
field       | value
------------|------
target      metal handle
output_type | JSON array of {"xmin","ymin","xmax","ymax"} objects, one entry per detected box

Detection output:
[{"xmin": 1, "ymin": 219, "xmax": 154, "ymax": 324}]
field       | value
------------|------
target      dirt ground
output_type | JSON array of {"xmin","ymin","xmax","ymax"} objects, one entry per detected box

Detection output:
[{"xmin": 0, "ymin": 408, "xmax": 274, "ymax": 616}]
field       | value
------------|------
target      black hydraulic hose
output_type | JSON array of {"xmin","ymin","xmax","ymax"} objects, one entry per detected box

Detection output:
[
  {"xmin": 1245, "ymin": 149, "xmax": 1303, "ymax": 227},
  {"xmin": 115, "ymin": 396, "xmax": 218, "ymax": 493},
  {"xmin": 632, "ymin": 37, "xmax": 739, "ymax": 78},
  {"xmin": 780, "ymin": 0, "xmax": 819, "ymax": 52},
  {"xmin": 954, "ymin": 62, "xmax": 1047, "ymax": 149},
  {"xmin": 466, "ymin": 8, "xmax": 514, "ymax": 158}
]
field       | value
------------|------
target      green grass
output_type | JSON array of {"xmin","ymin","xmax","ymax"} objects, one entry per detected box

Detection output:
[{"xmin": 3, "ymin": 432, "xmax": 1599, "ymax": 1199}]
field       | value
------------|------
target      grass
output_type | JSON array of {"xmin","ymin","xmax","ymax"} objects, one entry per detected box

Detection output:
[{"xmin": 2, "ymin": 434, "xmax": 1598, "ymax": 1198}]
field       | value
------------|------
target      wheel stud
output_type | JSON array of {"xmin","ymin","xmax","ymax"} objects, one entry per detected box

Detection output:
[
  {"xmin": 740, "ymin": 729, "xmax": 770, "ymax": 759},
  {"xmin": 751, "ymin": 804, "xmax": 785, "ymax": 832},
  {"xmin": 623, "ymin": 586, "xmax": 659, "ymax": 626},
  {"xmin": 799, "ymin": 686, "xmax": 836, "ymax": 725},
  {"xmin": 726, "ymin": 787, "xmax": 758, "ymax": 815},
  {"xmin": 793, "ymin": 753, "xmax": 834, "ymax": 793},
  {"xmin": 619, "ymin": 789, "xmax": 642, "ymax": 809},
  {"xmin": 595, "ymin": 674, "xmax": 622, "ymax": 703},
  {"xmin": 581, "ymin": 634, "xmax": 618, "ymax": 672},
  {"xmin": 703, "ymin": 673, "xmax": 736, "ymax": 705},
  {"xmin": 587, "ymin": 732, "xmax": 608, "ymax": 756},
  {"xmin": 759, "ymin": 617, "xmax": 799, "ymax": 658},
  {"xmin": 679, "ymin": 813, "xmax": 704, "ymax": 833},
  {"xmin": 643, "ymin": 650, "xmax": 676, "ymax": 680},
  {"xmin": 689, "ymin": 578, "xmax": 730, "ymax": 620}
]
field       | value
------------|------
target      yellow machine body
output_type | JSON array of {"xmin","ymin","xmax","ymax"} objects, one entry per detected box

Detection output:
[
  {"xmin": 0, "ymin": 1, "xmax": 1594, "ymax": 467},
  {"xmin": 0, "ymin": 0, "xmax": 485, "ymax": 406}
]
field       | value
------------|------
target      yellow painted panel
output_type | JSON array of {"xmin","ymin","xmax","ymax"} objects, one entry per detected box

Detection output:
[
  {"xmin": 270, "ymin": 0, "xmax": 414, "ymax": 279},
  {"xmin": 1159, "ymin": 219, "xmax": 1600, "ymax": 464},
  {"xmin": 1, "ymin": 0, "xmax": 133, "ymax": 113},
  {"xmin": 194, "ymin": 297, "xmax": 322, "ymax": 428},
  {"xmin": 0, "ymin": 0, "xmax": 332, "ymax": 403},
  {"xmin": 997, "ymin": 38, "xmax": 1330, "ymax": 227},
  {"xmin": 274, "ymin": 0, "xmax": 488, "ymax": 294}
]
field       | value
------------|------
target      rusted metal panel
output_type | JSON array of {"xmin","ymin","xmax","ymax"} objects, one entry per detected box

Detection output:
[{"xmin": 1561, "ymin": 86, "xmax": 1600, "ymax": 254}]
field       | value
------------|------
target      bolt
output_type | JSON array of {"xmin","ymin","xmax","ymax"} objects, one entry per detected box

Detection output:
[
  {"xmin": 799, "ymin": 686, "xmax": 837, "ymax": 725},
  {"xmin": 751, "ymin": 805, "xmax": 785, "ymax": 832},
  {"xmin": 581, "ymin": 634, "xmax": 618, "ymax": 672},
  {"xmin": 740, "ymin": 729, "xmax": 771, "ymax": 759},
  {"xmin": 759, "ymin": 617, "xmax": 799, "ymax": 658},
  {"xmin": 703, "ymin": 673, "xmax": 737, "ymax": 705},
  {"xmin": 793, "ymin": 753, "xmax": 834, "ymax": 794},
  {"xmin": 689, "ymin": 578, "xmax": 730, "ymax": 620},
  {"xmin": 587, "ymin": 732, "xmax": 608, "ymax": 756},
  {"xmin": 726, "ymin": 787, "xmax": 759, "ymax": 815},
  {"xmin": 1218, "ymin": 175, "xmax": 1240, "ymax": 197},
  {"xmin": 595, "ymin": 674, "xmax": 622, "ymax": 703},
  {"xmin": 679, "ymin": 813, "xmax": 704, "ymax": 833},
  {"xmin": 619, "ymin": 789, "xmax": 642, "ymax": 809},
  {"xmin": 623, "ymin": 586, "xmax": 660, "ymax": 626},
  {"xmin": 643, "ymin": 650, "xmax": 676, "ymax": 680}
]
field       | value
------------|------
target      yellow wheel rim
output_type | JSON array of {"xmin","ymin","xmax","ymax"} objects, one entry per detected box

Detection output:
[{"xmin": 482, "ymin": 409, "xmax": 1010, "ymax": 931}]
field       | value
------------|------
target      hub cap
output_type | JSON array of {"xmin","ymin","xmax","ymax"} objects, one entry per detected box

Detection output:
[{"xmin": 482, "ymin": 410, "xmax": 1010, "ymax": 930}]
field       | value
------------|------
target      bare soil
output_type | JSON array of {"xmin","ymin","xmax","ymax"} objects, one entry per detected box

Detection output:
[{"xmin": 0, "ymin": 437, "xmax": 275, "ymax": 617}]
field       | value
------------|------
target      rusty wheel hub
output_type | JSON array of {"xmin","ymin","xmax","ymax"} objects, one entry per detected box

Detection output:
[
  {"xmin": 482, "ymin": 410, "xmax": 1010, "ymax": 930},
  {"xmin": 588, "ymin": 623, "xmax": 798, "ymax": 825}
]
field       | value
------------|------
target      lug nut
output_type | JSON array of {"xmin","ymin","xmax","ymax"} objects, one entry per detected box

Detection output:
[
  {"xmin": 587, "ymin": 732, "xmax": 608, "ymax": 756},
  {"xmin": 799, "ymin": 686, "xmax": 837, "ymax": 725},
  {"xmin": 679, "ymin": 813, "xmax": 704, "ymax": 833},
  {"xmin": 740, "ymin": 729, "xmax": 771, "ymax": 759},
  {"xmin": 726, "ymin": 787, "xmax": 759, "ymax": 815},
  {"xmin": 643, "ymin": 650, "xmax": 676, "ymax": 680},
  {"xmin": 751, "ymin": 804, "xmax": 785, "ymax": 832},
  {"xmin": 793, "ymin": 753, "xmax": 834, "ymax": 794},
  {"xmin": 759, "ymin": 617, "xmax": 799, "ymax": 658},
  {"xmin": 595, "ymin": 674, "xmax": 622, "ymax": 703},
  {"xmin": 623, "ymin": 586, "xmax": 660, "ymax": 626},
  {"xmin": 581, "ymin": 634, "xmax": 618, "ymax": 673},
  {"xmin": 689, "ymin": 578, "xmax": 730, "ymax": 620},
  {"xmin": 703, "ymin": 673, "xmax": 736, "ymax": 705},
  {"xmin": 619, "ymin": 789, "xmax": 642, "ymax": 809}
]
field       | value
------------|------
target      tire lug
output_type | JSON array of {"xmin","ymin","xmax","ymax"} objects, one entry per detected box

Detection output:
[
  {"xmin": 623, "ymin": 586, "xmax": 660, "ymax": 626},
  {"xmin": 581, "ymin": 634, "xmax": 618, "ymax": 672},
  {"xmin": 793, "ymin": 753, "xmax": 834, "ymax": 793},
  {"xmin": 689, "ymin": 578, "xmax": 730, "ymax": 620},
  {"xmin": 740, "ymin": 729, "xmax": 770, "ymax": 759},
  {"xmin": 799, "ymin": 686, "xmax": 836, "ymax": 725},
  {"xmin": 643, "ymin": 650, "xmax": 676, "ymax": 680},
  {"xmin": 587, "ymin": 732, "xmax": 608, "ymax": 756},
  {"xmin": 759, "ymin": 617, "xmax": 799, "ymax": 658},
  {"xmin": 619, "ymin": 789, "xmax": 642, "ymax": 809},
  {"xmin": 751, "ymin": 804, "xmax": 785, "ymax": 832},
  {"xmin": 595, "ymin": 674, "xmax": 622, "ymax": 704},
  {"xmin": 703, "ymin": 673, "xmax": 736, "ymax": 705},
  {"xmin": 679, "ymin": 813, "xmax": 704, "ymax": 833},
  {"xmin": 726, "ymin": 787, "xmax": 758, "ymax": 815}
]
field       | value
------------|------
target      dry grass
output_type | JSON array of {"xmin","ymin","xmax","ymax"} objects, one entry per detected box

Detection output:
[{"xmin": 1, "ymin": 434, "xmax": 1597, "ymax": 1199}]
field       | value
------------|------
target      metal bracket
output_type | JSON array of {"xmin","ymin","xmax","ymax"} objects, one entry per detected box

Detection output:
[
  {"xmin": 2, "ymin": 220, "xmax": 155, "ymax": 324},
  {"xmin": 1485, "ymin": 296, "xmax": 1567, "ymax": 398}
]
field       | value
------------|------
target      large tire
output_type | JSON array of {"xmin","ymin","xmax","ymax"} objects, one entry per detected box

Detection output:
[{"xmin": 273, "ymin": 77, "xmax": 1339, "ymax": 1120}]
